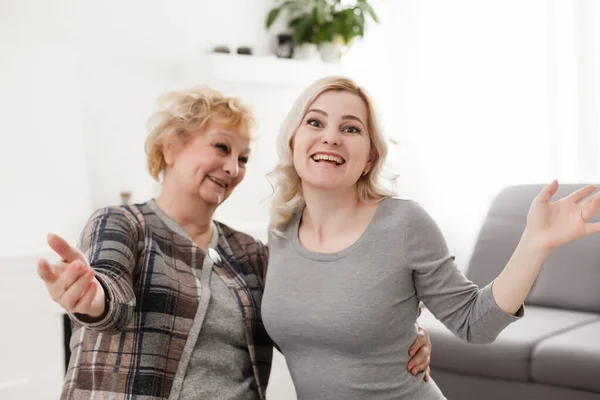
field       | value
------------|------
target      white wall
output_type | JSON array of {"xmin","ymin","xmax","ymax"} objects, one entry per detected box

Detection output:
[
  {"xmin": 0, "ymin": 1, "xmax": 93, "ymax": 254},
  {"xmin": 0, "ymin": 250, "xmax": 65, "ymax": 399}
]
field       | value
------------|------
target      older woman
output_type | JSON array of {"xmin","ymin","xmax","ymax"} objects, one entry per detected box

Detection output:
[
  {"xmin": 261, "ymin": 76, "xmax": 600, "ymax": 399},
  {"xmin": 37, "ymin": 85, "xmax": 433, "ymax": 400}
]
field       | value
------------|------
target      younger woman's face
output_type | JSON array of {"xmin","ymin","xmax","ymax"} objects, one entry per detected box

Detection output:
[{"xmin": 292, "ymin": 90, "xmax": 371, "ymax": 192}]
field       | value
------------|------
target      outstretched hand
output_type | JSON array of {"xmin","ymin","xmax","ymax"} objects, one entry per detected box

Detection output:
[
  {"xmin": 37, "ymin": 233, "xmax": 106, "ymax": 318},
  {"xmin": 525, "ymin": 181, "xmax": 600, "ymax": 252}
]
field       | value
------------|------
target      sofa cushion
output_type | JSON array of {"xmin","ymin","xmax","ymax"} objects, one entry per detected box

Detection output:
[
  {"xmin": 466, "ymin": 184, "xmax": 600, "ymax": 314},
  {"xmin": 419, "ymin": 305, "xmax": 598, "ymax": 382},
  {"xmin": 532, "ymin": 318, "xmax": 600, "ymax": 392}
]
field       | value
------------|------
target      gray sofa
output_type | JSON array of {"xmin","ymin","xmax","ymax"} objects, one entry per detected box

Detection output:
[{"xmin": 418, "ymin": 184, "xmax": 600, "ymax": 400}]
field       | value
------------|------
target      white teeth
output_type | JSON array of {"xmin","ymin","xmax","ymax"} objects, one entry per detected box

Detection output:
[{"xmin": 311, "ymin": 153, "xmax": 345, "ymax": 165}]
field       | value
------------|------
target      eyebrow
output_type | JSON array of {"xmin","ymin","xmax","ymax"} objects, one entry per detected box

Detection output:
[
  {"xmin": 214, "ymin": 131, "xmax": 251, "ymax": 154},
  {"xmin": 306, "ymin": 108, "xmax": 365, "ymax": 128}
]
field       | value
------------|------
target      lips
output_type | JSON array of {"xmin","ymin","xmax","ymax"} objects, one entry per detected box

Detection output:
[
  {"xmin": 207, "ymin": 176, "xmax": 228, "ymax": 188},
  {"xmin": 310, "ymin": 152, "xmax": 346, "ymax": 165}
]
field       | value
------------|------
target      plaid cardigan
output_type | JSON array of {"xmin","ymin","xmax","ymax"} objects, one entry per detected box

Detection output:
[{"xmin": 62, "ymin": 201, "xmax": 273, "ymax": 399}]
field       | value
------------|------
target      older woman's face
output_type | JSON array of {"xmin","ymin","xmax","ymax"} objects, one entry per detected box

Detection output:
[
  {"xmin": 292, "ymin": 90, "xmax": 371, "ymax": 192},
  {"xmin": 165, "ymin": 122, "xmax": 250, "ymax": 206}
]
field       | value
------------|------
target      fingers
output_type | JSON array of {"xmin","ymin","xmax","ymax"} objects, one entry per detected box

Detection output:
[
  {"xmin": 585, "ymin": 222, "xmax": 600, "ymax": 235},
  {"xmin": 581, "ymin": 192, "xmax": 600, "ymax": 222},
  {"xmin": 47, "ymin": 233, "xmax": 86, "ymax": 263},
  {"xmin": 60, "ymin": 268, "xmax": 96, "ymax": 310},
  {"xmin": 424, "ymin": 366, "xmax": 431, "ymax": 382},
  {"xmin": 535, "ymin": 180, "xmax": 559, "ymax": 204},
  {"xmin": 408, "ymin": 347, "xmax": 431, "ymax": 377},
  {"xmin": 408, "ymin": 329, "xmax": 426, "ymax": 356},
  {"xmin": 37, "ymin": 258, "xmax": 58, "ymax": 284},
  {"xmin": 567, "ymin": 184, "xmax": 597, "ymax": 204},
  {"xmin": 50, "ymin": 261, "xmax": 88, "ymax": 303},
  {"xmin": 74, "ymin": 280, "xmax": 98, "ymax": 313},
  {"xmin": 408, "ymin": 350, "xmax": 431, "ymax": 376},
  {"xmin": 52, "ymin": 261, "xmax": 69, "ymax": 275}
]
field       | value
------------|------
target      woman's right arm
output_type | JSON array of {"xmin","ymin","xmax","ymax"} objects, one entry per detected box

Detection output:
[{"xmin": 38, "ymin": 207, "xmax": 139, "ymax": 334}]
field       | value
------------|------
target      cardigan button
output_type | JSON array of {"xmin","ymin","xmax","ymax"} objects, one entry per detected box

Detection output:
[{"xmin": 207, "ymin": 248, "xmax": 222, "ymax": 265}]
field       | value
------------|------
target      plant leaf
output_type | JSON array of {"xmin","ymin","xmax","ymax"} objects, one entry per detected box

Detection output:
[
  {"xmin": 290, "ymin": 13, "xmax": 314, "ymax": 44},
  {"xmin": 266, "ymin": 7, "xmax": 281, "ymax": 29},
  {"xmin": 359, "ymin": 2, "xmax": 379, "ymax": 23}
]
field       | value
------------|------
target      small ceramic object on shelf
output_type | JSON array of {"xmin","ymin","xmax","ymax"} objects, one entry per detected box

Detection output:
[
  {"xmin": 213, "ymin": 45, "xmax": 231, "ymax": 54},
  {"xmin": 237, "ymin": 46, "xmax": 253, "ymax": 55},
  {"xmin": 275, "ymin": 33, "xmax": 294, "ymax": 59},
  {"xmin": 293, "ymin": 43, "xmax": 320, "ymax": 61},
  {"xmin": 120, "ymin": 191, "xmax": 132, "ymax": 205},
  {"xmin": 319, "ymin": 39, "xmax": 346, "ymax": 63}
]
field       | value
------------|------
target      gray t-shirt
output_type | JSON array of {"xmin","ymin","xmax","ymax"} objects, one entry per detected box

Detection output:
[
  {"xmin": 262, "ymin": 198, "xmax": 523, "ymax": 400},
  {"xmin": 180, "ymin": 271, "xmax": 258, "ymax": 400},
  {"xmin": 178, "ymin": 224, "xmax": 257, "ymax": 400}
]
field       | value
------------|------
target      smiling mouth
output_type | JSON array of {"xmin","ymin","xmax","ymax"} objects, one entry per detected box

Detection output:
[
  {"xmin": 208, "ymin": 176, "xmax": 228, "ymax": 188},
  {"xmin": 310, "ymin": 153, "xmax": 346, "ymax": 166}
]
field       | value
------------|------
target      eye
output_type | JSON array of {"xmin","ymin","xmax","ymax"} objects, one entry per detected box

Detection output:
[
  {"xmin": 344, "ymin": 125, "xmax": 361, "ymax": 134},
  {"xmin": 307, "ymin": 118, "xmax": 323, "ymax": 128},
  {"xmin": 238, "ymin": 156, "xmax": 249, "ymax": 165},
  {"xmin": 215, "ymin": 143, "xmax": 230, "ymax": 153}
]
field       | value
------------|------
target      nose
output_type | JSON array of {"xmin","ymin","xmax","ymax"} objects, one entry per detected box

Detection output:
[
  {"xmin": 223, "ymin": 156, "xmax": 239, "ymax": 178},
  {"xmin": 321, "ymin": 127, "xmax": 341, "ymax": 146}
]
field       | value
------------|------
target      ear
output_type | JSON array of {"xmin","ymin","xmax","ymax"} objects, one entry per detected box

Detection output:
[
  {"xmin": 162, "ymin": 137, "xmax": 176, "ymax": 166},
  {"xmin": 363, "ymin": 159, "xmax": 374, "ymax": 176},
  {"xmin": 364, "ymin": 148, "xmax": 378, "ymax": 174}
]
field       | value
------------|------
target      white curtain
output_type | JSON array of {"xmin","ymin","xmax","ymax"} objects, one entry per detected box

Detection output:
[{"xmin": 342, "ymin": 0, "xmax": 600, "ymax": 265}]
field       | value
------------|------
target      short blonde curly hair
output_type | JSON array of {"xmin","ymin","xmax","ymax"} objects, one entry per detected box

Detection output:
[{"xmin": 145, "ymin": 86, "xmax": 255, "ymax": 181}]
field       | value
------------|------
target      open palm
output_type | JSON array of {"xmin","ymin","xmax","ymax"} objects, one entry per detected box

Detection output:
[
  {"xmin": 37, "ymin": 233, "xmax": 106, "ymax": 318},
  {"xmin": 526, "ymin": 181, "xmax": 600, "ymax": 251}
]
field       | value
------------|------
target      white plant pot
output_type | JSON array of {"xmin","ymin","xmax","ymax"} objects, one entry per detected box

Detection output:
[
  {"xmin": 293, "ymin": 43, "xmax": 320, "ymax": 61},
  {"xmin": 319, "ymin": 41, "xmax": 345, "ymax": 63}
]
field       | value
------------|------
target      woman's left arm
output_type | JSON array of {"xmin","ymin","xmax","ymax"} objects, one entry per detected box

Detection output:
[{"xmin": 493, "ymin": 181, "xmax": 600, "ymax": 314}]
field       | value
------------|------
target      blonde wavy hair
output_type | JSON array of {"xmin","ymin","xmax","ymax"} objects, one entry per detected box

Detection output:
[
  {"xmin": 145, "ymin": 85, "xmax": 255, "ymax": 181},
  {"xmin": 268, "ymin": 76, "xmax": 396, "ymax": 236}
]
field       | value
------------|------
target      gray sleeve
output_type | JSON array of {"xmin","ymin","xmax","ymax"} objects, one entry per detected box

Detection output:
[{"xmin": 405, "ymin": 201, "xmax": 523, "ymax": 344}]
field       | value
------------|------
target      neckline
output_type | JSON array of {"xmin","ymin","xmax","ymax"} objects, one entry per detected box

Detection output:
[
  {"xmin": 147, "ymin": 199, "xmax": 219, "ymax": 249},
  {"xmin": 290, "ymin": 197, "xmax": 390, "ymax": 262}
]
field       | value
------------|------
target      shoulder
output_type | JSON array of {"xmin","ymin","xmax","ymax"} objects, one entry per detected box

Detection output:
[
  {"xmin": 377, "ymin": 197, "xmax": 433, "ymax": 227},
  {"xmin": 87, "ymin": 203, "xmax": 147, "ymax": 230},
  {"xmin": 377, "ymin": 198, "xmax": 444, "ymax": 244}
]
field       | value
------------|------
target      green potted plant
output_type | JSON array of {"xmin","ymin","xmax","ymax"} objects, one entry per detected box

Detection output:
[
  {"xmin": 317, "ymin": 0, "xmax": 379, "ymax": 62},
  {"xmin": 266, "ymin": 0, "xmax": 379, "ymax": 62}
]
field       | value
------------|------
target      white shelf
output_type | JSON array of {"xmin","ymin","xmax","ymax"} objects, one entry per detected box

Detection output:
[{"xmin": 203, "ymin": 53, "xmax": 347, "ymax": 87}]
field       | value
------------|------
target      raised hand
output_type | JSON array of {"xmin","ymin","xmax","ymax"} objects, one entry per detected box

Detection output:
[
  {"xmin": 37, "ymin": 233, "xmax": 106, "ymax": 318},
  {"xmin": 524, "ymin": 181, "xmax": 600, "ymax": 252}
]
